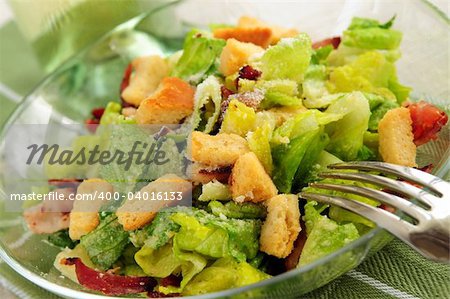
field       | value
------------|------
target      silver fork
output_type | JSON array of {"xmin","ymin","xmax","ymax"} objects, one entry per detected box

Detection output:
[{"xmin": 300, "ymin": 161, "xmax": 450, "ymax": 263}]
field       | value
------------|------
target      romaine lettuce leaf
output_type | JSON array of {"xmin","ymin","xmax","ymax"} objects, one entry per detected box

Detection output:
[
  {"xmin": 171, "ymin": 29, "xmax": 226, "ymax": 84},
  {"xmin": 220, "ymin": 99, "xmax": 256, "ymax": 136},
  {"xmin": 364, "ymin": 92, "xmax": 399, "ymax": 131},
  {"xmin": 259, "ymin": 91, "xmax": 302, "ymax": 109},
  {"xmin": 80, "ymin": 214, "xmax": 129, "ymax": 270},
  {"xmin": 298, "ymin": 201, "xmax": 359, "ymax": 267},
  {"xmin": 272, "ymin": 129, "xmax": 320, "ymax": 193},
  {"xmin": 302, "ymin": 64, "xmax": 330, "ymax": 106},
  {"xmin": 258, "ymin": 33, "xmax": 312, "ymax": 82},
  {"xmin": 183, "ymin": 257, "xmax": 270, "ymax": 296},
  {"xmin": 324, "ymin": 92, "xmax": 370, "ymax": 161},
  {"xmin": 207, "ymin": 201, "xmax": 266, "ymax": 219},
  {"xmin": 343, "ymin": 16, "xmax": 402, "ymax": 50},
  {"xmin": 247, "ymin": 120, "xmax": 274, "ymax": 173},
  {"xmin": 191, "ymin": 76, "xmax": 222, "ymax": 133},
  {"xmin": 198, "ymin": 180, "xmax": 232, "ymax": 202},
  {"xmin": 100, "ymin": 102, "xmax": 136, "ymax": 125}
]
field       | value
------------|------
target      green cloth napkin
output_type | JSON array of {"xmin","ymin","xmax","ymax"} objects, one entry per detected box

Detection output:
[{"xmin": 0, "ymin": 20, "xmax": 449, "ymax": 299}]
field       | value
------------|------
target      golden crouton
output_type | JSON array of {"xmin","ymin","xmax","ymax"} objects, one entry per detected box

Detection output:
[
  {"xmin": 229, "ymin": 152, "xmax": 278, "ymax": 202},
  {"xmin": 260, "ymin": 194, "xmax": 301, "ymax": 258},
  {"xmin": 378, "ymin": 107, "xmax": 417, "ymax": 167},
  {"xmin": 135, "ymin": 77, "xmax": 195, "ymax": 124},
  {"xmin": 187, "ymin": 162, "xmax": 232, "ymax": 184},
  {"xmin": 237, "ymin": 16, "xmax": 299, "ymax": 45},
  {"xmin": 69, "ymin": 179, "xmax": 114, "ymax": 240},
  {"xmin": 116, "ymin": 174, "xmax": 192, "ymax": 231},
  {"xmin": 121, "ymin": 56, "xmax": 169, "ymax": 107},
  {"xmin": 214, "ymin": 27, "xmax": 272, "ymax": 48},
  {"xmin": 219, "ymin": 39, "xmax": 264, "ymax": 76},
  {"xmin": 190, "ymin": 131, "xmax": 250, "ymax": 166}
]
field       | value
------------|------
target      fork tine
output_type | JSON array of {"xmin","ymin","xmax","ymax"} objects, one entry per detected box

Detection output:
[
  {"xmin": 328, "ymin": 162, "xmax": 445, "ymax": 197},
  {"xmin": 319, "ymin": 172, "xmax": 437, "ymax": 208},
  {"xmin": 300, "ymin": 191, "xmax": 415, "ymax": 242},
  {"xmin": 310, "ymin": 183, "xmax": 429, "ymax": 222}
]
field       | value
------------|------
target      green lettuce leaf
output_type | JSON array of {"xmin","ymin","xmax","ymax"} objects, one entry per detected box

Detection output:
[
  {"xmin": 343, "ymin": 16, "xmax": 402, "ymax": 50},
  {"xmin": 220, "ymin": 99, "xmax": 256, "ymax": 136},
  {"xmin": 247, "ymin": 119, "xmax": 274, "ymax": 174},
  {"xmin": 259, "ymin": 33, "xmax": 312, "ymax": 82},
  {"xmin": 302, "ymin": 64, "xmax": 330, "ymax": 106},
  {"xmin": 272, "ymin": 129, "xmax": 320, "ymax": 193},
  {"xmin": 311, "ymin": 45, "xmax": 333, "ymax": 65},
  {"xmin": 298, "ymin": 201, "xmax": 359, "ymax": 267},
  {"xmin": 80, "ymin": 214, "xmax": 129, "ymax": 270},
  {"xmin": 364, "ymin": 93, "xmax": 399, "ymax": 131},
  {"xmin": 172, "ymin": 30, "xmax": 226, "ymax": 84},
  {"xmin": 191, "ymin": 76, "xmax": 222, "ymax": 133},
  {"xmin": 324, "ymin": 92, "xmax": 370, "ymax": 161},
  {"xmin": 198, "ymin": 180, "xmax": 232, "ymax": 202},
  {"xmin": 100, "ymin": 102, "xmax": 136, "ymax": 125},
  {"xmin": 183, "ymin": 257, "xmax": 270, "ymax": 296},
  {"xmin": 207, "ymin": 201, "xmax": 266, "ymax": 219}
]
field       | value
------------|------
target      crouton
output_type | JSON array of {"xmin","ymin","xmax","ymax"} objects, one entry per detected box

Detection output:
[
  {"xmin": 378, "ymin": 107, "xmax": 417, "ymax": 167},
  {"xmin": 116, "ymin": 174, "xmax": 192, "ymax": 231},
  {"xmin": 260, "ymin": 194, "xmax": 301, "ymax": 258},
  {"xmin": 69, "ymin": 179, "xmax": 114, "ymax": 240},
  {"xmin": 219, "ymin": 39, "xmax": 264, "ymax": 76},
  {"xmin": 214, "ymin": 27, "xmax": 272, "ymax": 49},
  {"xmin": 121, "ymin": 56, "xmax": 169, "ymax": 106},
  {"xmin": 237, "ymin": 16, "xmax": 299, "ymax": 45},
  {"xmin": 188, "ymin": 162, "xmax": 232, "ymax": 184},
  {"xmin": 135, "ymin": 77, "xmax": 194, "ymax": 125},
  {"xmin": 229, "ymin": 152, "xmax": 278, "ymax": 202},
  {"xmin": 190, "ymin": 131, "xmax": 250, "ymax": 166}
]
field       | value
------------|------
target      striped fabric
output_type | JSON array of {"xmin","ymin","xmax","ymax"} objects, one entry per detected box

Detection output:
[{"xmin": 0, "ymin": 14, "xmax": 449, "ymax": 299}]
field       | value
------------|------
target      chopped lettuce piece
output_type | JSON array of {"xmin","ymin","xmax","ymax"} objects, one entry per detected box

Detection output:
[
  {"xmin": 259, "ymin": 33, "xmax": 312, "ymax": 82},
  {"xmin": 298, "ymin": 201, "xmax": 359, "ymax": 266},
  {"xmin": 198, "ymin": 180, "xmax": 232, "ymax": 202},
  {"xmin": 220, "ymin": 99, "xmax": 256, "ymax": 136},
  {"xmin": 183, "ymin": 257, "xmax": 270, "ymax": 296},
  {"xmin": 130, "ymin": 206, "xmax": 192, "ymax": 248},
  {"xmin": 172, "ymin": 29, "xmax": 226, "ymax": 84},
  {"xmin": 293, "ymin": 131, "xmax": 330, "ymax": 191},
  {"xmin": 80, "ymin": 214, "xmax": 129, "ymax": 270},
  {"xmin": 247, "ymin": 120, "xmax": 274, "ymax": 173},
  {"xmin": 260, "ymin": 91, "xmax": 302, "ymax": 109},
  {"xmin": 192, "ymin": 76, "xmax": 222, "ymax": 133},
  {"xmin": 100, "ymin": 102, "xmax": 136, "ymax": 125},
  {"xmin": 303, "ymin": 93, "xmax": 345, "ymax": 109},
  {"xmin": 272, "ymin": 109, "xmax": 342, "ymax": 144},
  {"xmin": 365, "ymin": 92, "xmax": 399, "ymax": 131},
  {"xmin": 207, "ymin": 201, "xmax": 266, "ymax": 219},
  {"xmin": 388, "ymin": 75, "xmax": 412, "ymax": 104},
  {"xmin": 48, "ymin": 229, "xmax": 78, "ymax": 249},
  {"xmin": 328, "ymin": 51, "xmax": 395, "ymax": 93},
  {"xmin": 302, "ymin": 150, "xmax": 343, "ymax": 184},
  {"xmin": 311, "ymin": 45, "xmax": 333, "ymax": 64},
  {"xmin": 302, "ymin": 64, "xmax": 329, "ymax": 105},
  {"xmin": 325, "ymin": 92, "xmax": 370, "ymax": 161},
  {"xmin": 172, "ymin": 213, "xmax": 230, "ymax": 258},
  {"xmin": 272, "ymin": 129, "xmax": 320, "ymax": 193},
  {"xmin": 343, "ymin": 16, "xmax": 402, "ymax": 50},
  {"xmin": 255, "ymin": 79, "xmax": 299, "ymax": 96}
]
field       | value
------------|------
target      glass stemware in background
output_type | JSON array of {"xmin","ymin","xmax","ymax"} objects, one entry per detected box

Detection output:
[{"xmin": 7, "ymin": 0, "xmax": 177, "ymax": 73}]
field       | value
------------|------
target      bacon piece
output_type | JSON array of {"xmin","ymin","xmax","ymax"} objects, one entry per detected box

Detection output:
[
  {"xmin": 91, "ymin": 107, "xmax": 105, "ymax": 120},
  {"xmin": 406, "ymin": 101, "xmax": 448, "ymax": 146},
  {"xmin": 284, "ymin": 221, "xmax": 307, "ymax": 271},
  {"xmin": 160, "ymin": 275, "xmax": 181, "ymax": 288},
  {"xmin": 312, "ymin": 36, "xmax": 341, "ymax": 49},
  {"xmin": 63, "ymin": 258, "xmax": 156, "ymax": 295},
  {"xmin": 48, "ymin": 179, "xmax": 82, "ymax": 189},
  {"xmin": 120, "ymin": 63, "xmax": 133, "ymax": 95}
]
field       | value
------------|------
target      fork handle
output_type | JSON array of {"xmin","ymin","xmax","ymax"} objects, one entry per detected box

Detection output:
[{"xmin": 409, "ymin": 229, "xmax": 450, "ymax": 262}]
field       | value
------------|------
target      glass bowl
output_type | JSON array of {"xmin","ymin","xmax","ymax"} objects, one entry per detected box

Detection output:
[{"xmin": 0, "ymin": 0, "xmax": 448, "ymax": 298}]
